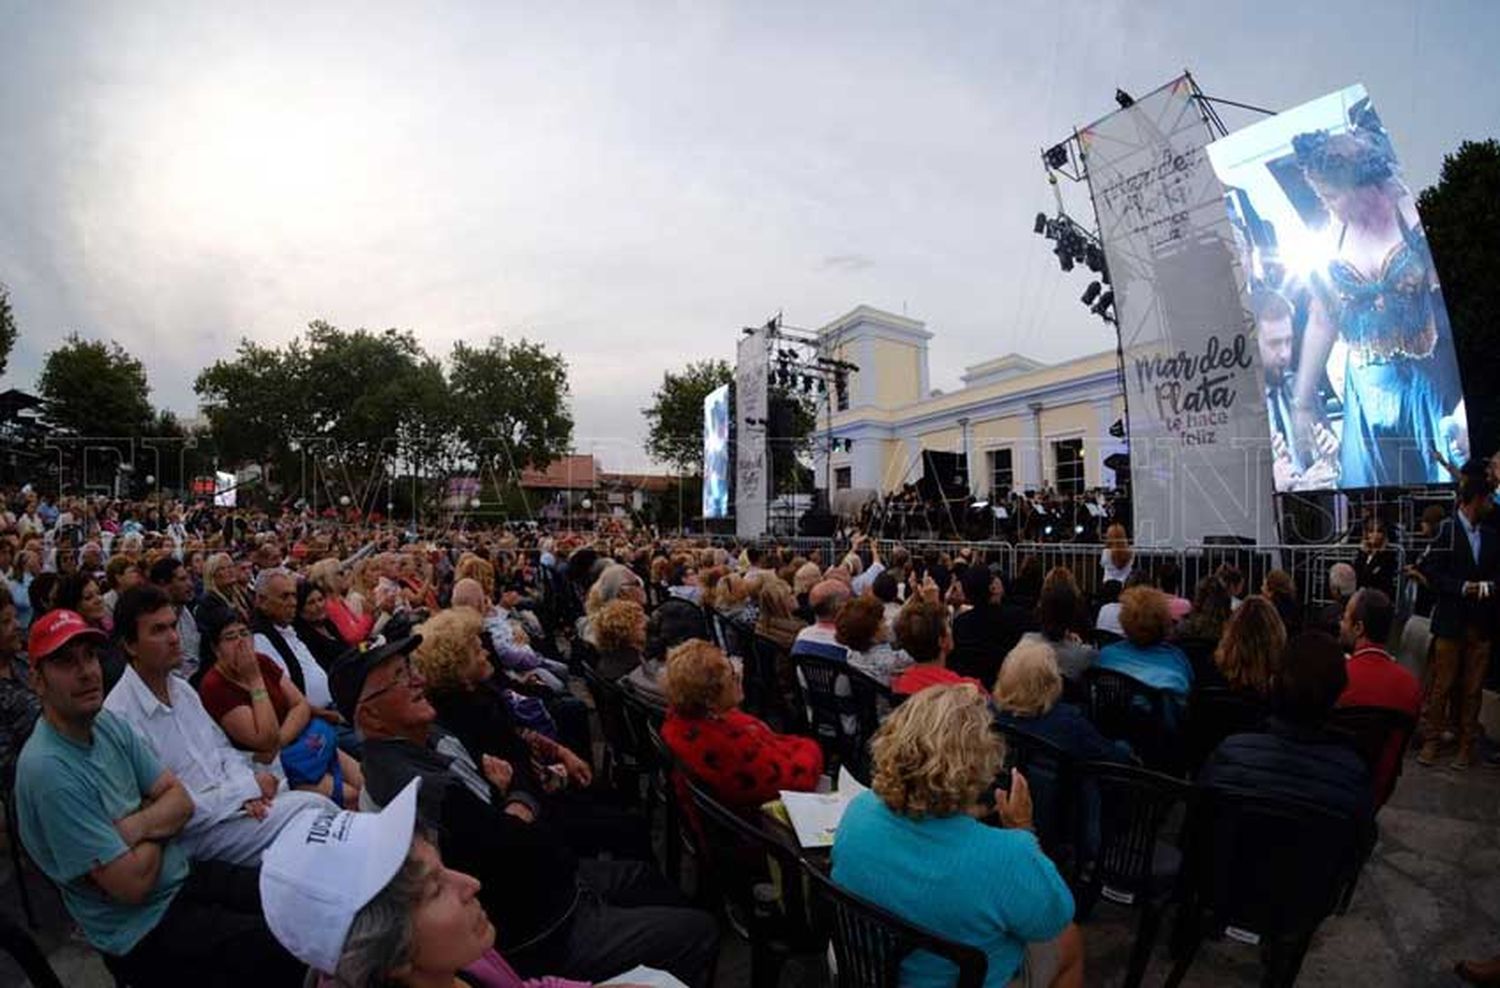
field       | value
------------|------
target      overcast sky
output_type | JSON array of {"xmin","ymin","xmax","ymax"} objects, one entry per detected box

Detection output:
[{"xmin": 2, "ymin": 0, "xmax": 1497, "ymax": 471}]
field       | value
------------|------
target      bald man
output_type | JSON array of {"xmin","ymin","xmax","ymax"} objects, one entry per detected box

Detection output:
[{"xmin": 791, "ymin": 580, "xmax": 852, "ymax": 662}]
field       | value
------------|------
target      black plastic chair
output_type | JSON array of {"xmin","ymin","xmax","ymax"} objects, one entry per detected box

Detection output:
[
  {"xmin": 579, "ymin": 662, "xmax": 640, "ymax": 801},
  {"xmin": 641, "ymin": 716, "xmax": 687, "ymax": 888},
  {"xmin": 1326, "ymin": 705, "xmax": 1416, "ymax": 807},
  {"xmin": 0, "ymin": 911, "xmax": 65, "ymax": 988},
  {"xmin": 3, "ymin": 786, "xmax": 37, "ymax": 929},
  {"xmin": 803, "ymin": 861, "xmax": 987, "ymax": 988},
  {"xmin": 1183, "ymin": 687, "xmax": 1269, "ymax": 774},
  {"xmin": 746, "ymin": 634, "xmax": 792, "ymax": 726},
  {"xmin": 793, "ymin": 655, "xmax": 888, "ymax": 780},
  {"xmin": 1074, "ymin": 761, "xmax": 1192, "ymax": 988},
  {"xmin": 683, "ymin": 775, "xmax": 822, "ymax": 988},
  {"xmin": 1084, "ymin": 667, "xmax": 1177, "ymax": 773},
  {"xmin": 996, "ymin": 724, "xmax": 1079, "ymax": 876},
  {"xmin": 1167, "ymin": 785, "xmax": 1362, "ymax": 988}
]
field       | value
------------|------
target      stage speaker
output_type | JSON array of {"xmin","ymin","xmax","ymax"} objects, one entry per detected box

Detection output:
[{"xmin": 798, "ymin": 508, "xmax": 836, "ymax": 537}]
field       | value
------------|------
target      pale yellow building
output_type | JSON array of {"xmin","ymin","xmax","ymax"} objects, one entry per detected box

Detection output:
[{"xmin": 814, "ymin": 305, "xmax": 1126, "ymax": 501}]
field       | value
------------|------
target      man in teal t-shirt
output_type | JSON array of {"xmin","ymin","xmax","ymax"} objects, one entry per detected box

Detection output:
[{"xmin": 16, "ymin": 608, "xmax": 303, "ymax": 986}]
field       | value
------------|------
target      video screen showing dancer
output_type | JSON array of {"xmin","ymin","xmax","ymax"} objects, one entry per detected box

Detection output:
[
  {"xmin": 1208, "ymin": 84, "xmax": 1468, "ymax": 492},
  {"xmin": 702, "ymin": 384, "xmax": 730, "ymax": 518}
]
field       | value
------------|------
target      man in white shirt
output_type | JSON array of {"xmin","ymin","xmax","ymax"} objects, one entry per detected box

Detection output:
[
  {"xmin": 250, "ymin": 569, "xmax": 338, "ymax": 716},
  {"xmin": 104, "ymin": 586, "xmax": 333, "ymax": 865}
]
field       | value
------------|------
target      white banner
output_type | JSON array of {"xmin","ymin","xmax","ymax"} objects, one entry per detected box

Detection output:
[
  {"xmin": 1080, "ymin": 75, "xmax": 1276, "ymax": 547},
  {"xmin": 734, "ymin": 329, "xmax": 769, "ymax": 538}
]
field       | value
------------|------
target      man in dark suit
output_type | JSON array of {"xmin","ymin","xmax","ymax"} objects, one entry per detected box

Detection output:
[{"xmin": 1417, "ymin": 473, "xmax": 1498, "ymax": 769}]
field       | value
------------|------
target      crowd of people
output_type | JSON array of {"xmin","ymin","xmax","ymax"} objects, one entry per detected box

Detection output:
[{"xmin": 0, "ymin": 458, "xmax": 1496, "ymax": 986}]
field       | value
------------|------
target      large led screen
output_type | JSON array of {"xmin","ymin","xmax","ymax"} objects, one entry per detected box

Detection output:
[
  {"xmin": 1206, "ymin": 84, "xmax": 1467, "ymax": 492},
  {"xmin": 702, "ymin": 384, "xmax": 730, "ymax": 518}
]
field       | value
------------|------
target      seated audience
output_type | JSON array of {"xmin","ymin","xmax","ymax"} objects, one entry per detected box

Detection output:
[
  {"xmin": 791, "ymin": 579, "xmax": 852, "ymax": 661},
  {"xmin": 334, "ymin": 635, "xmax": 718, "ymax": 985},
  {"xmin": 1316, "ymin": 562, "xmax": 1359, "ymax": 638},
  {"xmin": 1200, "ymin": 631, "xmax": 1373, "ymax": 825},
  {"xmin": 104, "ymin": 586, "xmax": 334, "ymax": 865},
  {"xmin": 305, "ymin": 556, "xmax": 375, "ymax": 646},
  {"xmin": 833, "ymin": 683, "xmax": 1082, "ymax": 988},
  {"xmin": 592, "ymin": 597, "xmax": 654, "ymax": 683},
  {"xmin": 1022, "ymin": 579, "xmax": 1097, "ymax": 681},
  {"xmin": 198, "ymin": 603, "xmax": 363, "ymax": 808},
  {"xmin": 579, "ymin": 563, "xmax": 647, "ymax": 644},
  {"xmin": 16, "ymin": 608, "xmax": 304, "ymax": 985},
  {"xmin": 293, "ymin": 579, "xmax": 347, "ymax": 671},
  {"xmin": 1175, "ymin": 576, "xmax": 1232, "ymax": 681},
  {"xmin": 263, "ymin": 777, "xmax": 595, "ymax": 988},
  {"xmin": 413, "ymin": 606, "xmax": 649, "ymax": 859},
  {"xmin": 645, "ymin": 557, "xmax": 710, "ymax": 661},
  {"xmin": 1098, "ymin": 587, "xmax": 1193, "ymax": 697},
  {"xmin": 1093, "ymin": 579, "xmax": 1125, "ymax": 637},
  {"xmin": 836, "ymin": 594, "xmax": 913, "ymax": 687},
  {"xmin": 1337, "ymin": 589, "xmax": 1421, "ymax": 807},
  {"xmin": 661, "ymin": 639, "xmax": 823, "ymax": 806},
  {"xmin": 1157, "ymin": 560, "xmax": 1191, "ymax": 623},
  {"xmin": 890, "ymin": 598, "xmax": 983, "ymax": 696},
  {"xmin": 1262, "ymin": 568, "xmax": 1303, "ymax": 635},
  {"xmin": 1209, "ymin": 596, "xmax": 1286, "ymax": 698},
  {"xmin": 148, "ymin": 557, "xmax": 201, "ymax": 681},
  {"xmin": 0, "ymin": 594, "xmax": 39, "ymax": 793},
  {"xmin": 755, "ymin": 577, "xmax": 806, "ymax": 652},
  {"xmin": 994, "ymin": 641, "xmax": 1129, "ymax": 764},
  {"xmin": 949, "ymin": 565, "xmax": 1030, "ymax": 689},
  {"xmin": 792, "ymin": 561, "xmax": 822, "ymax": 622},
  {"xmin": 250, "ymin": 568, "xmax": 344, "ymax": 727},
  {"xmin": 452, "ymin": 578, "xmax": 570, "ymax": 693}
]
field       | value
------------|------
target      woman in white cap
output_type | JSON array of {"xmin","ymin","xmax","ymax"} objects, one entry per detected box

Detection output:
[{"xmin": 263, "ymin": 777, "xmax": 623, "ymax": 988}]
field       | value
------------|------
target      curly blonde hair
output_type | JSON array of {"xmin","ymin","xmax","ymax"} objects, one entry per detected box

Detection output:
[
  {"xmin": 870, "ymin": 683, "xmax": 1000, "ymax": 819},
  {"xmin": 1119, "ymin": 586, "xmax": 1173, "ymax": 647},
  {"xmin": 663, "ymin": 640, "xmax": 735, "ymax": 717},
  {"xmin": 454, "ymin": 556, "xmax": 495, "ymax": 600},
  {"xmin": 412, "ymin": 607, "xmax": 484, "ymax": 693},
  {"xmin": 594, "ymin": 599, "xmax": 647, "ymax": 653},
  {"xmin": 993, "ymin": 641, "xmax": 1063, "ymax": 717}
]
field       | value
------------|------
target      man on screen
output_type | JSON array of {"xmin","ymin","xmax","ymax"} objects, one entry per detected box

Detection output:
[{"xmin": 1253, "ymin": 288, "xmax": 1337, "ymax": 490}]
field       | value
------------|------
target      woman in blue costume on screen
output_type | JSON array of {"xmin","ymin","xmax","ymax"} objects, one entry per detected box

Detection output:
[{"xmin": 1288, "ymin": 103, "xmax": 1466, "ymax": 489}]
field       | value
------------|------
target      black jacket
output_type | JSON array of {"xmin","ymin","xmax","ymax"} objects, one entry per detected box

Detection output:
[
  {"xmin": 1199, "ymin": 717, "xmax": 1372, "ymax": 826},
  {"xmin": 1421, "ymin": 513, "xmax": 1500, "ymax": 640},
  {"xmin": 362, "ymin": 730, "xmax": 578, "ymax": 952},
  {"xmin": 949, "ymin": 602, "xmax": 1033, "ymax": 689}
]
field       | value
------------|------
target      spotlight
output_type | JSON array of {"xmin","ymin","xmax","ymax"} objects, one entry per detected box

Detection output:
[
  {"xmin": 1081, "ymin": 281, "xmax": 1102, "ymax": 306},
  {"xmin": 1034, "ymin": 212, "xmax": 1048, "ymax": 235},
  {"xmin": 1092, "ymin": 290, "xmax": 1115, "ymax": 317},
  {"xmin": 1075, "ymin": 525, "xmax": 1086, "ymax": 535},
  {"xmin": 1044, "ymin": 525, "xmax": 1054, "ymax": 536},
  {"xmin": 1108, "ymin": 418, "xmax": 1126, "ymax": 439},
  {"xmin": 1116, "ymin": 88, "xmax": 1135, "ymax": 109},
  {"xmin": 1054, "ymin": 241, "xmax": 1074, "ymax": 272},
  {"xmin": 1044, "ymin": 143, "xmax": 1070, "ymax": 170},
  {"xmin": 1084, "ymin": 243, "xmax": 1105, "ymax": 273}
]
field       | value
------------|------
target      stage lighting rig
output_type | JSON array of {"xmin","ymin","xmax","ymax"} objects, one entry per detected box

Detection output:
[
  {"xmin": 1081, "ymin": 281, "xmax": 1102, "ymax": 306},
  {"xmin": 1044, "ymin": 143, "xmax": 1070, "ymax": 170},
  {"xmin": 1115, "ymin": 88, "xmax": 1135, "ymax": 108}
]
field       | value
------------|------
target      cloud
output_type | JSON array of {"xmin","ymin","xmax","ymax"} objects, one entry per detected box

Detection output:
[{"xmin": 821, "ymin": 253, "xmax": 875, "ymax": 272}]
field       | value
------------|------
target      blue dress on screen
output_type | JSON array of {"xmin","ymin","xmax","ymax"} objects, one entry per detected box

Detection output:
[{"xmin": 1321, "ymin": 218, "xmax": 1462, "ymax": 488}]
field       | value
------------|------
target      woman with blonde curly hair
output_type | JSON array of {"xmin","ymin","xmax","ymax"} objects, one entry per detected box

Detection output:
[
  {"xmin": 833, "ymin": 683, "xmax": 1082, "ymax": 988},
  {"xmin": 412, "ymin": 607, "xmax": 653, "ymax": 861},
  {"xmin": 1097, "ymin": 586, "xmax": 1193, "ymax": 697},
  {"xmin": 1211, "ymin": 595, "xmax": 1286, "ymax": 697},
  {"xmin": 455, "ymin": 554, "xmax": 497, "ymax": 602},
  {"xmin": 661, "ymin": 640, "xmax": 822, "ymax": 808},
  {"xmin": 594, "ymin": 599, "xmax": 668, "ymax": 705}
]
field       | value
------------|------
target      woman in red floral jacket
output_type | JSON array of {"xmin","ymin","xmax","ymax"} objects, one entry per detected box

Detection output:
[{"xmin": 661, "ymin": 640, "xmax": 823, "ymax": 807}]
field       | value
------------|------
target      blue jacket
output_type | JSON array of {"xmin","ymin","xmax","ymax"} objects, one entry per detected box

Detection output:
[{"xmin": 1199, "ymin": 717, "xmax": 1372, "ymax": 824}]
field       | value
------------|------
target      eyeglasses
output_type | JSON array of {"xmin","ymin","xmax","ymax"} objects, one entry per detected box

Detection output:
[{"xmin": 358, "ymin": 656, "xmax": 417, "ymax": 705}]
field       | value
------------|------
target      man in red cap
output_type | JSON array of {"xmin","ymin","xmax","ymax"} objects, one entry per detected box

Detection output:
[{"xmin": 15, "ymin": 608, "xmax": 302, "ymax": 986}]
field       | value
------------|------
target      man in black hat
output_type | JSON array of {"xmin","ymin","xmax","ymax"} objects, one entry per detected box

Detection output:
[{"xmin": 330, "ymin": 640, "xmax": 717, "ymax": 987}]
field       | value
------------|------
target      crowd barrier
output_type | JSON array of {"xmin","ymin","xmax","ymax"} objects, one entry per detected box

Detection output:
[{"xmin": 707, "ymin": 536, "xmax": 1404, "ymax": 612}]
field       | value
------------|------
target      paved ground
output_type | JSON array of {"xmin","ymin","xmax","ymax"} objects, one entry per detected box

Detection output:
[{"xmin": 2, "ymin": 749, "xmax": 1496, "ymax": 987}]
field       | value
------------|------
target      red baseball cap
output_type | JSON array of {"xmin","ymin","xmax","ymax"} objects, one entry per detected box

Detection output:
[{"xmin": 28, "ymin": 609, "xmax": 108, "ymax": 667}]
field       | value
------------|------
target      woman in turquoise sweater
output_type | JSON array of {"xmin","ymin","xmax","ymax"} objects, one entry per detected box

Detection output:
[{"xmin": 832, "ymin": 683, "xmax": 1082, "ymax": 988}]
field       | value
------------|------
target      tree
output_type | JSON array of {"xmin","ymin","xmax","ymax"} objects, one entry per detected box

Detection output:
[
  {"xmin": 449, "ymin": 337, "xmax": 574, "ymax": 471},
  {"xmin": 0, "ymin": 286, "xmax": 17, "ymax": 379},
  {"xmin": 37, "ymin": 334, "xmax": 154, "ymax": 437},
  {"xmin": 1418, "ymin": 138, "xmax": 1500, "ymax": 459},
  {"xmin": 642, "ymin": 359, "xmax": 733, "ymax": 474}
]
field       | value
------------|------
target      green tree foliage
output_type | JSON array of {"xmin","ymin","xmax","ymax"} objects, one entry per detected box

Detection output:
[
  {"xmin": 642, "ymin": 359, "xmax": 734, "ymax": 473},
  {"xmin": 37, "ymin": 334, "xmax": 154, "ymax": 436},
  {"xmin": 448, "ymin": 337, "xmax": 574, "ymax": 471},
  {"xmin": 0, "ymin": 286, "xmax": 17, "ymax": 379},
  {"xmin": 1418, "ymin": 138, "xmax": 1500, "ymax": 459}
]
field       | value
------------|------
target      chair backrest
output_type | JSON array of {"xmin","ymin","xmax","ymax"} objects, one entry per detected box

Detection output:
[
  {"xmin": 1076, "ymin": 760, "xmax": 1191, "ymax": 903},
  {"xmin": 1325, "ymin": 705, "xmax": 1416, "ymax": 806},
  {"xmin": 997, "ymin": 724, "xmax": 1078, "ymax": 869},
  {"xmin": 1183, "ymin": 784, "xmax": 1360, "ymax": 943},
  {"xmin": 1393, "ymin": 615, "xmax": 1431, "ymax": 680},
  {"xmin": 1183, "ymin": 687, "xmax": 1269, "ymax": 773},
  {"xmin": 683, "ymin": 774, "xmax": 808, "ymax": 923},
  {"xmin": 793, "ymin": 654, "xmax": 887, "ymax": 777},
  {"xmin": 1084, "ymin": 667, "xmax": 1174, "ymax": 769},
  {"xmin": 803, "ymin": 862, "xmax": 987, "ymax": 988},
  {"xmin": 619, "ymin": 684, "xmax": 668, "ymax": 774},
  {"xmin": 747, "ymin": 634, "xmax": 788, "ymax": 722},
  {"xmin": 580, "ymin": 661, "xmax": 635, "ymax": 767}
]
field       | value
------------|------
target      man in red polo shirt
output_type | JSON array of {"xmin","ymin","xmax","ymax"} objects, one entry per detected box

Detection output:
[{"xmin": 1337, "ymin": 589, "xmax": 1420, "ymax": 806}]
